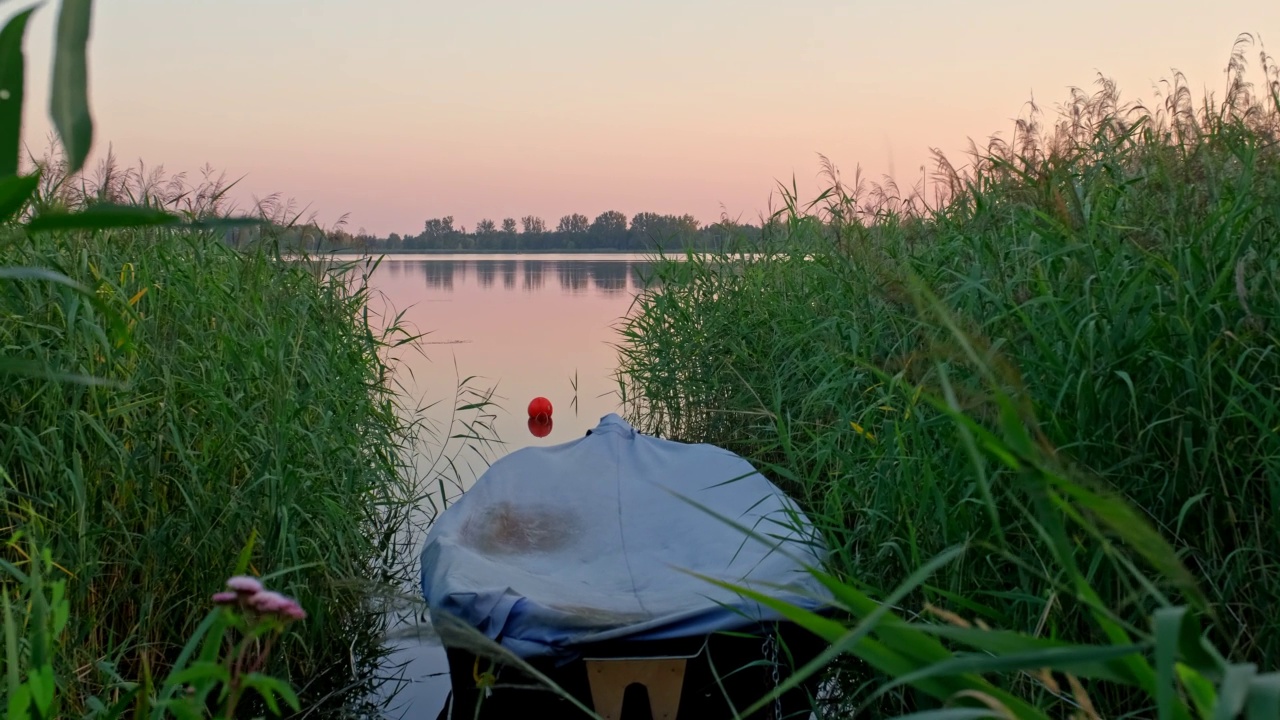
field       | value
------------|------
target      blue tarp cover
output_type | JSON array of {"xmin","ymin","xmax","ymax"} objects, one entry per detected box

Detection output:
[{"xmin": 420, "ymin": 414, "xmax": 832, "ymax": 660}]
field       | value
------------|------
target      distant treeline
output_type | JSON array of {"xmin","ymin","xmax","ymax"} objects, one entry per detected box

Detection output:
[{"xmin": 251, "ymin": 211, "xmax": 768, "ymax": 253}]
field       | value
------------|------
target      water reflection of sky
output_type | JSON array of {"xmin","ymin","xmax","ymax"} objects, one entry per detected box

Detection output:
[
  {"xmin": 368, "ymin": 256, "xmax": 652, "ymax": 463},
  {"xmin": 363, "ymin": 255, "xmax": 658, "ymax": 537}
]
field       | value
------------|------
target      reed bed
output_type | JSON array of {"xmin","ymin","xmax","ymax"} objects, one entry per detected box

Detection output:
[
  {"xmin": 617, "ymin": 36, "xmax": 1280, "ymax": 716},
  {"xmin": 1, "ymin": 187, "xmax": 430, "ymax": 713}
]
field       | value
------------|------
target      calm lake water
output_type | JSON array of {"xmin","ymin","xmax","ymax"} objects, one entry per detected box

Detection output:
[{"xmin": 345, "ymin": 253, "xmax": 658, "ymax": 718}]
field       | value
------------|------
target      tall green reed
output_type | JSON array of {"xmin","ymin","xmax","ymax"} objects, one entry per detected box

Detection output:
[
  {"xmin": 1, "ymin": 227, "xmax": 433, "ymax": 711},
  {"xmin": 617, "ymin": 34, "xmax": 1280, "ymax": 716}
]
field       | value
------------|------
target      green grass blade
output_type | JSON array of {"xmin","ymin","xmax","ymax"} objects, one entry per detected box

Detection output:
[
  {"xmin": 0, "ymin": 173, "xmax": 38, "ymax": 221},
  {"xmin": 0, "ymin": 356, "xmax": 120, "ymax": 386},
  {"xmin": 49, "ymin": 0, "xmax": 93, "ymax": 173},
  {"xmin": 0, "ymin": 6, "xmax": 36, "ymax": 177},
  {"xmin": 0, "ymin": 265, "xmax": 86, "ymax": 290},
  {"xmin": 905, "ymin": 624, "xmax": 1145, "ymax": 686},
  {"xmin": 1245, "ymin": 673, "xmax": 1280, "ymax": 720},
  {"xmin": 1214, "ymin": 663, "xmax": 1258, "ymax": 720},
  {"xmin": 3, "ymin": 589, "xmax": 20, "ymax": 703},
  {"xmin": 1178, "ymin": 663, "xmax": 1218, "ymax": 719},
  {"xmin": 872, "ymin": 643, "xmax": 1147, "ymax": 700},
  {"xmin": 1156, "ymin": 607, "xmax": 1183, "ymax": 720},
  {"xmin": 156, "ymin": 609, "xmax": 223, "ymax": 702}
]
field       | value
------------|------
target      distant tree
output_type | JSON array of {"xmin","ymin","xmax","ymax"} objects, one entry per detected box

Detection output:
[
  {"xmin": 556, "ymin": 213, "xmax": 590, "ymax": 234},
  {"xmin": 629, "ymin": 212, "xmax": 664, "ymax": 240},
  {"xmin": 353, "ymin": 228, "xmax": 376, "ymax": 252},
  {"xmin": 387, "ymin": 232, "xmax": 403, "ymax": 250},
  {"xmin": 521, "ymin": 215, "xmax": 546, "ymax": 234},
  {"xmin": 423, "ymin": 216, "xmax": 455, "ymax": 238},
  {"xmin": 501, "ymin": 217, "xmax": 518, "ymax": 234},
  {"xmin": 420, "ymin": 216, "xmax": 457, "ymax": 250},
  {"xmin": 324, "ymin": 227, "xmax": 352, "ymax": 251},
  {"xmin": 674, "ymin": 214, "xmax": 701, "ymax": 235},
  {"xmin": 590, "ymin": 210, "xmax": 627, "ymax": 236},
  {"xmin": 589, "ymin": 210, "xmax": 629, "ymax": 248},
  {"xmin": 631, "ymin": 212, "xmax": 701, "ymax": 248},
  {"xmin": 476, "ymin": 218, "xmax": 497, "ymax": 234}
]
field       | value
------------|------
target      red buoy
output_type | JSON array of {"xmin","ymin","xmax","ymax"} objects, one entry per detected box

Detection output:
[
  {"xmin": 528, "ymin": 416, "xmax": 553, "ymax": 438},
  {"xmin": 527, "ymin": 396, "xmax": 553, "ymax": 422}
]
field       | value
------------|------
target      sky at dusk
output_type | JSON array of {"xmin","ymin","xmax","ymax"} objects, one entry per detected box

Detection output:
[{"xmin": 12, "ymin": 0, "xmax": 1280, "ymax": 236}]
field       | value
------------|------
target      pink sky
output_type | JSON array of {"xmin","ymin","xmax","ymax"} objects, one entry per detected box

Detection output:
[{"xmin": 14, "ymin": 0, "xmax": 1280, "ymax": 236}]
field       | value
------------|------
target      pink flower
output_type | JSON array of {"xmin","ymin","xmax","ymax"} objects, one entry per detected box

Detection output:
[
  {"xmin": 226, "ymin": 576, "xmax": 264, "ymax": 595},
  {"xmin": 278, "ymin": 600, "xmax": 307, "ymax": 621},
  {"xmin": 246, "ymin": 590, "xmax": 307, "ymax": 621},
  {"xmin": 211, "ymin": 591, "xmax": 238, "ymax": 605},
  {"xmin": 249, "ymin": 590, "xmax": 289, "ymax": 613}
]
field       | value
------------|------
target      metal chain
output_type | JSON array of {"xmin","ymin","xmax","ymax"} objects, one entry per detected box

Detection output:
[{"xmin": 762, "ymin": 625, "xmax": 783, "ymax": 720}]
